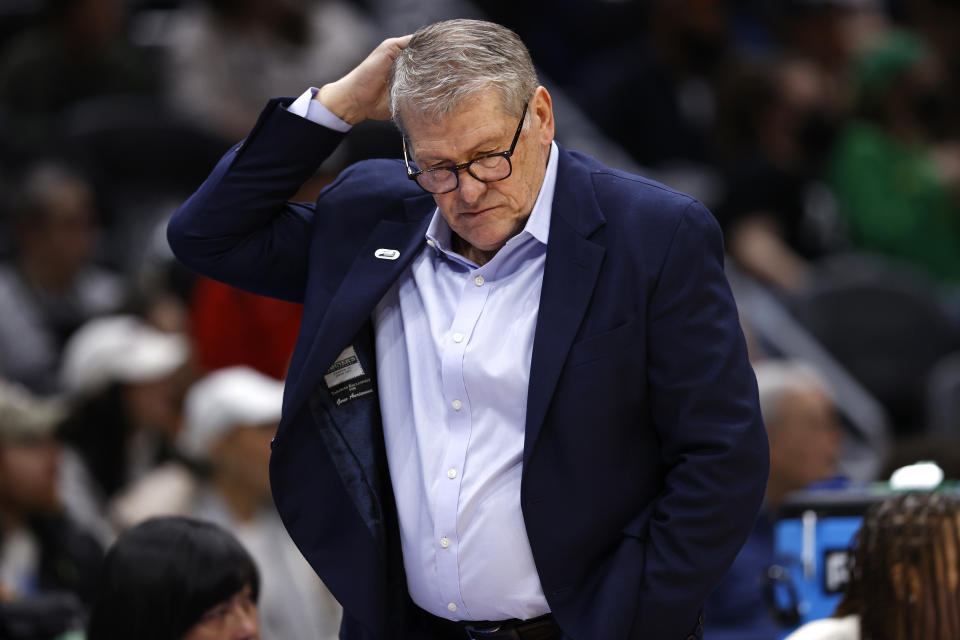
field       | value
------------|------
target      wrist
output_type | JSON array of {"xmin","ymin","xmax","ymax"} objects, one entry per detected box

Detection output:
[{"xmin": 315, "ymin": 83, "xmax": 363, "ymax": 125}]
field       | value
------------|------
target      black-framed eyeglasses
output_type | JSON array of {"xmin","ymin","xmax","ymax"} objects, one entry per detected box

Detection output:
[{"xmin": 403, "ymin": 103, "xmax": 528, "ymax": 195}]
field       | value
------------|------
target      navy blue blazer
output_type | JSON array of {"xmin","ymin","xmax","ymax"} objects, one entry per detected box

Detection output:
[{"xmin": 168, "ymin": 99, "xmax": 769, "ymax": 640}]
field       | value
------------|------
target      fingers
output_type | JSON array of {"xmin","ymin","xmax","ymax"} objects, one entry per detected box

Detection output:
[
  {"xmin": 315, "ymin": 34, "xmax": 412, "ymax": 124},
  {"xmin": 380, "ymin": 34, "xmax": 413, "ymax": 59},
  {"xmin": 363, "ymin": 34, "xmax": 413, "ymax": 77}
]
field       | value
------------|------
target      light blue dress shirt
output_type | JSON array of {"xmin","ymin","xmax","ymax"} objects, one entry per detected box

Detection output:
[{"xmin": 289, "ymin": 88, "xmax": 558, "ymax": 621}]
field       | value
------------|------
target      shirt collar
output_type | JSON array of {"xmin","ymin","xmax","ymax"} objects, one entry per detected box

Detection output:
[{"xmin": 425, "ymin": 141, "xmax": 559, "ymax": 256}]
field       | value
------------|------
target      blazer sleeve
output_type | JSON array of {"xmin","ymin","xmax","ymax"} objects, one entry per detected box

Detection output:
[
  {"xmin": 167, "ymin": 98, "xmax": 346, "ymax": 303},
  {"xmin": 636, "ymin": 199, "xmax": 769, "ymax": 638}
]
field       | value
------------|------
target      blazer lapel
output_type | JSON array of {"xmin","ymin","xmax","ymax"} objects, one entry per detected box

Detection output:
[
  {"xmin": 283, "ymin": 196, "xmax": 434, "ymax": 423},
  {"xmin": 524, "ymin": 148, "xmax": 606, "ymax": 465},
  {"xmin": 281, "ymin": 149, "xmax": 605, "ymax": 471}
]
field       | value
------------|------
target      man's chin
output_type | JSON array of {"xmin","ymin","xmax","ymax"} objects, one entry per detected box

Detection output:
[
  {"xmin": 452, "ymin": 226, "xmax": 504, "ymax": 251},
  {"xmin": 463, "ymin": 238, "xmax": 509, "ymax": 258},
  {"xmin": 459, "ymin": 224, "xmax": 526, "ymax": 254}
]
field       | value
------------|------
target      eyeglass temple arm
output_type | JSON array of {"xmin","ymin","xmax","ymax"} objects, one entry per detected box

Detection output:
[
  {"xmin": 402, "ymin": 139, "xmax": 421, "ymax": 180},
  {"xmin": 508, "ymin": 103, "xmax": 529, "ymax": 153}
]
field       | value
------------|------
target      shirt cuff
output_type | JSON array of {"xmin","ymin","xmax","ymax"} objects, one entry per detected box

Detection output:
[{"xmin": 287, "ymin": 87, "xmax": 352, "ymax": 133}]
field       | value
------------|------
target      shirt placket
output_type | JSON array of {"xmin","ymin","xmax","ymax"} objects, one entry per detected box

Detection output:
[{"xmin": 434, "ymin": 267, "xmax": 491, "ymax": 617}]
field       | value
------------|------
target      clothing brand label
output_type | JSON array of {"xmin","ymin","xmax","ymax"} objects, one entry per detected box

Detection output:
[
  {"xmin": 324, "ymin": 345, "xmax": 373, "ymax": 406},
  {"xmin": 374, "ymin": 248, "xmax": 400, "ymax": 260}
]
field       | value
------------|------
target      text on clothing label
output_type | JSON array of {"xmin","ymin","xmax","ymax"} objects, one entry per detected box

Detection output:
[{"xmin": 324, "ymin": 345, "xmax": 374, "ymax": 406}]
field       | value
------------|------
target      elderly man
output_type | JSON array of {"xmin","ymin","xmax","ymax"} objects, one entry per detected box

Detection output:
[{"xmin": 168, "ymin": 19, "xmax": 768, "ymax": 640}]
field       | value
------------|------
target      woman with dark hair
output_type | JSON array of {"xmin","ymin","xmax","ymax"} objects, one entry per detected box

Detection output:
[
  {"xmin": 786, "ymin": 491, "xmax": 960, "ymax": 640},
  {"xmin": 87, "ymin": 516, "xmax": 260, "ymax": 640}
]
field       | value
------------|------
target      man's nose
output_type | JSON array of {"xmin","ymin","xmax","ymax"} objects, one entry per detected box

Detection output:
[{"xmin": 458, "ymin": 171, "xmax": 487, "ymax": 203}]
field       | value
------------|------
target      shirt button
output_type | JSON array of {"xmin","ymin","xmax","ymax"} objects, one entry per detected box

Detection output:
[
  {"xmin": 440, "ymin": 537, "xmax": 451, "ymax": 548},
  {"xmin": 451, "ymin": 399, "xmax": 462, "ymax": 411},
  {"xmin": 447, "ymin": 602, "xmax": 458, "ymax": 612},
  {"xmin": 452, "ymin": 332, "xmax": 464, "ymax": 343},
  {"xmin": 474, "ymin": 275, "xmax": 484, "ymax": 287},
  {"xmin": 426, "ymin": 239, "xmax": 436, "ymax": 248},
  {"xmin": 447, "ymin": 468, "xmax": 457, "ymax": 479}
]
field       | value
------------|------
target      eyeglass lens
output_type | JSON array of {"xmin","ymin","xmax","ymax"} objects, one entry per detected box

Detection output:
[{"xmin": 416, "ymin": 155, "xmax": 511, "ymax": 193}]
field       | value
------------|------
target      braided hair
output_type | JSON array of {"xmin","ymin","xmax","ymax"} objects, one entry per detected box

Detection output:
[{"xmin": 835, "ymin": 492, "xmax": 960, "ymax": 640}]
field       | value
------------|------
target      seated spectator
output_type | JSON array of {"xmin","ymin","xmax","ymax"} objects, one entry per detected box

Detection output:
[
  {"xmin": 779, "ymin": 0, "xmax": 888, "ymax": 103},
  {"xmin": 0, "ymin": 381, "xmax": 103, "ymax": 640},
  {"xmin": 113, "ymin": 367, "xmax": 341, "ymax": 640},
  {"xmin": 706, "ymin": 360, "xmax": 842, "ymax": 639},
  {"xmin": 906, "ymin": 0, "xmax": 960, "ymax": 96},
  {"xmin": 56, "ymin": 315, "xmax": 191, "ymax": 542},
  {"xmin": 829, "ymin": 29, "xmax": 960, "ymax": 285},
  {"xmin": 0, "ymin": 161, "xmax": 126, "ymax": 394},
  {"xmin": 714, "ymin": 56, "xmax": 846, "ymax": 293},
  {"xmin": 86, "ymin": 516, "xmax": 260, "ymax": 640},
  {"xmin": 785, "ymin": 491, "xmax": 960, "ymax": 640}
]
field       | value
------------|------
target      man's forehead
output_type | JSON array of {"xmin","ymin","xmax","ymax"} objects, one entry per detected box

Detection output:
[{"xmin": 404, "ymin": 96, "xmax": 515, "ymax": 162}]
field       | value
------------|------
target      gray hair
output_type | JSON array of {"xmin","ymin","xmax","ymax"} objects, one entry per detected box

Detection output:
[
  {"xmin": 389, "ymin": 19, "xmax": 539, "ymax": 133},
  {"xmin": 753, "ymin": 360, "xmax": 834, "ymax": 429}
]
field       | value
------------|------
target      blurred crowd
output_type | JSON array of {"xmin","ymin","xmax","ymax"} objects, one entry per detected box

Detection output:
[{"xmin": 1, "ymin": 0, "xmax": 960, "ymax": 638}]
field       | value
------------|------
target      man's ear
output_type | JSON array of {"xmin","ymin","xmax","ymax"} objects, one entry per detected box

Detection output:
[{"xmin": 530, "ymin": 86, "xmax": 555, "ymax": 146}]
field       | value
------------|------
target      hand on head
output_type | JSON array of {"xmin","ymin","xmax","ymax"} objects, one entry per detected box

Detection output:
[{"xmin": 315, "ymin": 35, "xmax": 412, "ymax": 124}]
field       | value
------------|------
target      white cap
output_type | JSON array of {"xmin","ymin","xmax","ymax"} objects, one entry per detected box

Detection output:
[
  {"xmin": 179, "ymin": 366, "xmax": 284, "ymax": 460},
  {"xmin": 60, "ymin": 315, "xmax": 189, "ymax": 396},
  {"xmin": 0, "ymin": 380, "xmax": 68, "ymax": 440}
]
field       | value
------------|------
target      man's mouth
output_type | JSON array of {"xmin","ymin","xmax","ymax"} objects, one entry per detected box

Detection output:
[{"xmin": 460, "ymin": 206, "xmax": 494, "ymax": 216}]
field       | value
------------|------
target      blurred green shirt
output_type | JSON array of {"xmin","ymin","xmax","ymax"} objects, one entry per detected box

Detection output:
[{"xmin": 830, "ymin": 120, "xmax": 960, "ymax": 284}]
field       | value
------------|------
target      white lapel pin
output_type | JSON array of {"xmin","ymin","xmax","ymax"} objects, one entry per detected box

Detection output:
[{"xmin": 374, "ymin": 248, "xmax": 400, "ymax": 260}]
